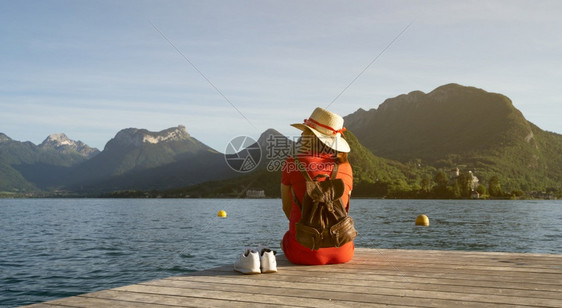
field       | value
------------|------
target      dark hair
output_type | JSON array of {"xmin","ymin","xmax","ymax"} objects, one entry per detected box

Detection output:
[{"xmin": 336, "ymin": 152, "xmax": 348, "ymax": 164}]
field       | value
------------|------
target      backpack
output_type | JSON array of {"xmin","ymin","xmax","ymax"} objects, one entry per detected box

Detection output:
[{"xmin": 292, "ymin": 158, "xmax": 358, "ymax": 250}]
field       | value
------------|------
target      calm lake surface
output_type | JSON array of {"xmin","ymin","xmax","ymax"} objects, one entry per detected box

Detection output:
[{"xmin": 1, "ymin": 198, "xmax": 561, "ymax": 307}]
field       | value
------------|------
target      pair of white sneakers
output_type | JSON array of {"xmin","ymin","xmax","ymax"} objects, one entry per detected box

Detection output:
[{"xmin": 234, "ymin": 247, "xmax": 277, "ymax": 274}]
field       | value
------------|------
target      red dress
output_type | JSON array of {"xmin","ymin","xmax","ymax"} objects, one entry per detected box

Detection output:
[{"xmin": 281, "ymin": 154, "xmax": 354, "ymax": 265}]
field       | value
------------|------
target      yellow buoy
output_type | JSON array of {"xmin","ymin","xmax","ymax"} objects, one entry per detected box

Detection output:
[
  {"xmin": 217, "ymin": 210, "xmax": 227, "ymax": 218},
  {"xmin": 415, "ymin": 214, "xmax": 429, "ymax": 226}
]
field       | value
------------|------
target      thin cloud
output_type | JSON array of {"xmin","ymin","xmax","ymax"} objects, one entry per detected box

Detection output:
[{"xmin": 1, "ymin": 0, "xmax": 561, "ymax": 150}]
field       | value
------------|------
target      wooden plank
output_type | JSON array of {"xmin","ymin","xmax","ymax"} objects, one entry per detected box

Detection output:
[
  {"xmin": 169, "ymin": 272, "xmax": 561, "ymax": 300},
  {"xmin": 275, "ymin": 263, "xmax": 562, "ymax": 281},
  {"xmin": 209, "ymin": 264, "xmax": 561, "ymax": 286},
  {"xmin": 22, "ymin": 249, "xmax": 562, "ymax": 308},
  {"xmin": 115, "ymin": 280, "xmax": 507, "ymax": 308},
  {"xmin": 26, "ymin": 295, "xmax": 173, "ymax": 308},
  {"xmin": 18, "ymin": 304, "xmax": 71, "ymax": 308},
  {"xmin": 81, "ymin": 289, "xmax": 296, "ymax": 308},
  {"xmin": 350, "ymin": 251, "xmax": 562, "ymax": 268},
  {"xmin": 113, "ymin": 283, "xmax": 396, "ymax": 308},
  {"xmin": 354, "ymin": 248, "xmax": 562, "ymax": 266},
  {"xmin": 371, "ymin": 248, "xmax": 562, "ymax": 258},
  {"xmin": 273, "ymin": 260, "xmax": 562, "ymax": 281},
  {"xmin": 200, "ymin": 267, "xmax": 562, "ymax": 294},
  {"xmin": 159, "ymin": 270, "xmax": 561, "ymax": 306},
  {"xmin": 354, "ymin": 249, "xmax": 562, "ymax": 269}
]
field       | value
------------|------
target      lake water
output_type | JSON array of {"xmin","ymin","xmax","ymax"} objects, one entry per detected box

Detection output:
[{"xmin": 1, "ymin": 198, "xmax": 561, "ymax": 307}]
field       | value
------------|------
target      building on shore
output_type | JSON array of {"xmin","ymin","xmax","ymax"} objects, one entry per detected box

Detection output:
[{"xmin": 246, "ymin": 189, "xmax": 265, "ymax": 198}]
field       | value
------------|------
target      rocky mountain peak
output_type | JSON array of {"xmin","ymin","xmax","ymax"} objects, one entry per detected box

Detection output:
[
  {"xmin": 257, "ymin": 128, "xmax": 285, "ymax": 144},
  {"xmin": 107, "ymin": 125, "xmax": 192, "ymax": 149},
  {"xmin": 144, "ymin": 125, "xmax": 190, "ymax": 144},
  {"xmin": 344, "ymin": 108, "xmax": 376, "ymax": 133},
  {"xmin": 256, "ymin": 128, "xmax": 294, "ymax": 156},
  {"xmin": 41, "ymin": 133, "xmax": 73, "ymax": 147},
  {"xmin": 39, "ymin": 133, "xmax": 100, "ymax": 159},
  {"xmin": 377, "ymin": 90, "xmax": 427, "ymax": 114},
  {"xmin": 0, "ymin": 133, "xmax": 12, "ymax": 143}
]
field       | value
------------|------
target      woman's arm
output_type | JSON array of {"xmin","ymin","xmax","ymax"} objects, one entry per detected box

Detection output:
[{"xmin": 281, "ymin": 184, "xmax": 292, "ymax": 220}]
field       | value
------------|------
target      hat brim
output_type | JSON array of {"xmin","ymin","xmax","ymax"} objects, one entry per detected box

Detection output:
[{"xmin": 291, "ymin": 123, "xmax": 350, "ymax": 153}]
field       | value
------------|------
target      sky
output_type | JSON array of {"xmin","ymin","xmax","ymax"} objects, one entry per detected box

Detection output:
[{"xmin": 1, "ymin": 0, "xmax": 561, "ymax": 152}]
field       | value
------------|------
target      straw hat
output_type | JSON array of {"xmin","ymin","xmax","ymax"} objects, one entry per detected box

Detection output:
[{"xmin": 291, "ymin": 107, "xmax": 350, "ymax": 153}]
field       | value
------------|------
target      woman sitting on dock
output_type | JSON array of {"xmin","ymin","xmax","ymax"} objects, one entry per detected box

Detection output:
[{"xmin": 281, "ymin": 107, "xmax": 355, "ymax": 265}]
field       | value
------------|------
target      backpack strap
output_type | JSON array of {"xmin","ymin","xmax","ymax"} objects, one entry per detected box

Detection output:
[
  {"xmin": 291, "ymin": 187, "xmax": 302, "ymax": 210},
  {"xmin": 291, "ymin": 157, "xmax": 340, "ymax": 209},
  {"xmin": 330, "ymin": 161, "xmax": 340, "ymax": 180},
  {"xmin": 294, "ymin": 157, "xmax": 339, "ymax": 181}
]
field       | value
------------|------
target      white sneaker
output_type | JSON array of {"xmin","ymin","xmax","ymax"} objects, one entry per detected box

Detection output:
[
  {"xmin": 234, "ymin": 249, "xmax": 260, "ymax": 274},
  {"xmin": 260, "ymin": 248, "xmax": 277, "ymax": 273}
]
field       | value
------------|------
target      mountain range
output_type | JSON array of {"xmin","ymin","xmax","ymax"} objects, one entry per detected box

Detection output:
[
  {"xmin": 0, "ymin": 133, "xmax": 99, "ymax": 193},
  {"xmin": 345, "ymin": 84, "xmax": 562, "ymax": 192},
  {"xmin": 1, "ymin": 83, "xmax": 561, "ymax": 197}
]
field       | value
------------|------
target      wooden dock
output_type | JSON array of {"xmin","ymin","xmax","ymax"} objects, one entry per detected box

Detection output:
[{"xmin": 24, "ymin": 248, "xmax": 562, "ymax": 307}]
